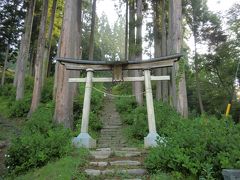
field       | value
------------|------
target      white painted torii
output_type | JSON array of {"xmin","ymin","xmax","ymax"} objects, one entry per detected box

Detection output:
[{"xmin": 57, "ymin": 54, "xmax": 181, "ymax": 148}]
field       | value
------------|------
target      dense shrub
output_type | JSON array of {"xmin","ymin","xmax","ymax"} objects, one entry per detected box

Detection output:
[
  {"xmin": 41, "ymin": 77, "xmax": 53, "ymax": 103},
  {"xmin": 115, "ymin": 97, "xmax": 137, "ymax": 125},
  {"xmin": 0, "ymin": 83, "xmax": 16, "ymax": 98},
  {"xmin": 24, "ymin": 76, "xmax": 34, "ymax": 92},
  {"xmin": 145, "ymin": 111, "xmax": 240, "ymax": 179},
  {"xmin": 115, "ymin": 96, "xmax": 240, "ymax": 179},
  {"xmin": 0, "ymin": 77, "xmax": 34, "ymax": 118},
  {"xmin": 5, "ymin": 103, "xmax": 72, "ymax": 175},
  {"xmin": 8, "ymin": 95, "xmax": 31, "ymax": 117},
  {"xmin": 1, "ymin": 77, "xmax": 55, "ymax": 118},
  {"xmin": 112, "ymin": 82, "xmax": 132, "ymax": 95}
]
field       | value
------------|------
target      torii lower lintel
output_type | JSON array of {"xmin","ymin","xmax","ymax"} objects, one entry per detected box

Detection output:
[{"xmin": 56, "ymin": 54, "xmax": 181, "ymax": 148}]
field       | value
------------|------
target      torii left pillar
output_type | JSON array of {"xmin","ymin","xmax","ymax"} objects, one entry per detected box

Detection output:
[
  {"xmin": 73, "ymin": 68, "xmax": 96, "ymax": 148},
  {"xmin": 144, "ymin": 69, "xmax": 160, "ymax": 147}
]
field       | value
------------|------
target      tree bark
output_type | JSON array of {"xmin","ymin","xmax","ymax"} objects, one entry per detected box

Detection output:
[
  {"xmin": 194, "ymin": 36, "xmax": 204, "ymax": 114},
  {"xmin": 154, "ymin": 0, "xmax": 162, "ymax": 101},
  {"xmin": 128, "ymin": 0, "xmax": 136, "ymax": 95},
  {"xmin": 42, "ymin": 0, "xmax": 57, "ymax": 82},
  {"xmin": 134, "ymin": 0, "xmax": 143, "ymax": 105},
  {"xmin": 169, "ymin": 0, "xmax": 188, "ymax": 117},
  {"xmin": 1, "ymin": 43, "xmax": 10, "ymax": 86},
  {"xmin": 88, "ymin": 0, "xmax": 97, "ymax": 61},
  {"xmin": 29, "ymin": 0, "xmax": 49, "ymax": 116},
  {"xmin": 125, "ymin": 0, "xmax": 129, "ymax": 61},
  {"xmin": 15, "ymin": 0, "xmax": 36, "ymax": 100},
  {"xmin": 161, "ymin": 0, "xmax": 169, "ymax": 103},
  {"xmin": 54, "ymin": 0, "xmax": 82, "ymax": 129}
]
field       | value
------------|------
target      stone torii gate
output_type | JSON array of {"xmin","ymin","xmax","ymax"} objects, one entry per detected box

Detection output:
[{"xmin": 57, "ymin": 54, "xmax": 181, "ymax": 148}]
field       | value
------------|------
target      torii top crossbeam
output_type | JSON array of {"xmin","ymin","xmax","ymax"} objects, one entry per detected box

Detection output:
[
  {"xmin": 56, "ymin": 54, "xmax": 181, "ymax": 71},
  {"xmin": 56, "ymin": 54, "xmax": 181, "ymax": 82}
]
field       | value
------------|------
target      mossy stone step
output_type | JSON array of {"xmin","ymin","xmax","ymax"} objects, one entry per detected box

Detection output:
[{"xmin": 85, "ymin": 168, "xmax": 146, "ymax": 176}]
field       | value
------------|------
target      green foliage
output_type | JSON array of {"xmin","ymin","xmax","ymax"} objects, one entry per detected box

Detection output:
[
  {"xmin": 8, "ymin": 95, "xmax": 31, "ymax": 118},
  {"xmin": 41, "ymin": 77, "xmax": 53, "ymax": 103},
  {"xmin": 0, "ymin": 83, "xmax": 16, "ymax": 99},
  {"xmin": 115, "ymin": 94, "xmax": 240, "ymax": 179},
  {"xmin": 115, "ymin": 97, "xmax": 137, "ymax": 125},
  {"xmin": 13, "ymin": 148, "xmax": 89, "ymax": 180},
  {"xmin": 112, "ymin": 82, "xmax": 132, "ymax": 95},
  {"xmin": 0, "ymin": 77, "xmax": 34, "ymax": 118},
  {"xmin": 5, "ymin": 103, "xmax": 72, "ymax": 175},
  {"xmin": 145, "ymin": 114, "xmax": 240, "ymax": 179},
  {"xmin": 0, "ymin": 77, "xmax": 40, "ymax": 118},
  {"xmin": 24, "ymin": 76, "xmax": 34, "ymax": 92}
]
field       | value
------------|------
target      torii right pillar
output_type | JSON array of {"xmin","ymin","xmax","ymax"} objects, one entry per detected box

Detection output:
[{"xmin": 144, "ymin": 69, "xmax": 161, "ymax": 148}]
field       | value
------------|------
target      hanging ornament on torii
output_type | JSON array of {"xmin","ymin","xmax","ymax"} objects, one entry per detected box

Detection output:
[{"xmin": 56, "ymin": 54, "xmax": 181, "ymax": 148}]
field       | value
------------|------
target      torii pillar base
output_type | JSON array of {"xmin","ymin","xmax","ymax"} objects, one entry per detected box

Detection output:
[
  {"xmin": 144, "ymin": 132, "xmax": 160, "ymax": 148},
  {"xmin": 72, "ymin": 133, "xmax": 96, "ymax": 148}
]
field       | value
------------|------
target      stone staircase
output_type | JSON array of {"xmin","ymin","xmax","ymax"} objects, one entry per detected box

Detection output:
[
  {"xmin": 98, "ymin": 96, "xmax": 127, "ymax": 148},
  {"xmin": 83, "ymin": 95, "xmax": 148, "ymax": 179},
  {"xmin": 84, "ymin": 147, "xmax": 148, "ymax": 179}
]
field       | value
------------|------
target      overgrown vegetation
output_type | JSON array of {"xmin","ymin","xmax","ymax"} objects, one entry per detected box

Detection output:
[
  {"xmin": 15, "ymin": 148, "xmax": 89, "ymax": 180},
  {"xmin": 5, "ymin": 103, "xmax": 72, "ymax": 175},
  {"xmin": 115, "ymin": 83, "xmax": 240, "ymax": 179},
  {"xmin": 0, "ymin": 77, "xmax": 105, "ymax": 177}
]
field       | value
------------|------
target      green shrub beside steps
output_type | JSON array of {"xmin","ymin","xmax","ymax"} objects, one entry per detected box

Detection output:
[
  {"xmin": 5, "ymin": 103, "xmax": 72, "ymax": 175},
  {"xmin": 115, "ymin": 95, "xmax": 240, "ymax": 179}
]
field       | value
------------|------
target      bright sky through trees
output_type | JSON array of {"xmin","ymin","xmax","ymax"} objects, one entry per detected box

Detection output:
[
  {"xmin": 97, "ymin": 0, "xmax": 240, "ymax": 58},
  {"xmin": 97, "ymin": 0, "xmax": 240, "ymax": 25}
]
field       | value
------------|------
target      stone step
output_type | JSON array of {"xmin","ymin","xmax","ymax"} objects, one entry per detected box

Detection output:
[
  {"xmin": 100, "ymin": 132, "xmax": 122, "ymax": 135},
  {"xmin": 103, "ymin": 122, "xmax": 122, "ymax": 124},
  {"xmin": 96, "ymin": 148, "xmax": 111, "ymax": 151},
  {"xmin": 110, "ymin": 160, "xmax": 141, "ymax": 166},
  {"xmin": 114, "ymin": 151, "xmax": 142, "ymax": 157},
  {"xmin": 98, "ymin": 139, "xmax": 125, "ymax": 141},
  {"xmin": 120, "ymin": 148, "xmax": 139, "ymax": 151},
  {"xmin": 89, "ymin": 160, "xmax": 141, "ymax": 167},
  {"xmin": 85, "ymin": 168, "xmax": 146, "ymax": 176},
  {"xmin": 100, "ymin": 131, "xmax": 124, "ymax": 135},
  {"xmin": 89, "ymin": 161, "xmax": 108, "ymax": 167},
  {"xmin": 98, "ymin": 141, "xmax": 127, "ymax": 145},
  {"xmin": 90, "ymin": 149, "xmax": 142, "ymax": 159},
  {"xmin": 104, "ymin": 125, "xmax": 122, "ymax": 129},
  {"xmin": 99, "ymin": 136, "xmax": 121, "ymax": 139},
  {"xmin": 90, "ymin": 150, "xmax": 112, "ymax": 159},
  {"xmin": 98, "ymin": 144, "xmax": 128, "ymax": 148},
  {"xmin": 98, "ymin": 140, "xmax": 127, "ymax": 144}
]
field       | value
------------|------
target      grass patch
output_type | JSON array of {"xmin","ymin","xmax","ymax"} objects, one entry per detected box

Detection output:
[
  {"xmin": 14, "ymin": 148, "xmax": 89, "ymax": 180},
  {"xmin": 0, "ymin": 96, "xmax": 11, "ymax": 118}
]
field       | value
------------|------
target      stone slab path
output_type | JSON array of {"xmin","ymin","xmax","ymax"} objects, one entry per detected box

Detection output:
[
  {"xmin": 98, "ymin": 96, "xmax": 127, "ymax": 148},
  {"xmin": 84, "ymin": 148, "xmax": 148, "ymax": 179},
  {"xmin": 84, "ymin": 95, "xmax": 148, "ymax": 179}
]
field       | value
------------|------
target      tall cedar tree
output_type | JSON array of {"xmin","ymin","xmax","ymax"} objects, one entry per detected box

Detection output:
[
  {"xmin": 28, "ymin": 0, "xmax": 49, "ymax": 116},
  {"xmin": 169, "ymin": 0, "xmax": 188, "ymax": 117},
  {"xmin": 15, "ymin": 0, "xmax": 36, "ymax": 100},
  {"xmin": 54, "ymin": 0, "xmax": 82, "ymax": 129}
]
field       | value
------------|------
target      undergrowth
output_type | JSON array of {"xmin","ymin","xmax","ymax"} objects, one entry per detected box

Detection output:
[
  {"xmin": 114, "ymin": 82, "xmax": 240, "ymax": 179},
  {"xmin": 15, "ymin": 148, "xmax": 89, "ymax": 180},
  {"xmin": 4, "ymin": 103, "xmax": 72, "ymax": 175},
  {"xmin": 0, "ymin": 77, "xmax": 105, "ymax": 177}
]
